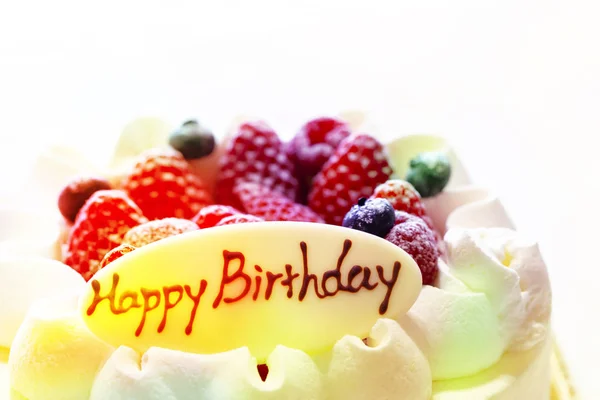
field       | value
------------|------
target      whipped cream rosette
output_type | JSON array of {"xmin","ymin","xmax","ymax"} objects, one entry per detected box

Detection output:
[{"xmin": 0, "ymin": 113, "xmax": 572, "ymax": 399}]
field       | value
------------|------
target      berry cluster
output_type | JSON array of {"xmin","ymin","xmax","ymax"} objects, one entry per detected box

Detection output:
[{"xmin": 57, "ymin": 116, "xmax": 445, "ymax": 285}]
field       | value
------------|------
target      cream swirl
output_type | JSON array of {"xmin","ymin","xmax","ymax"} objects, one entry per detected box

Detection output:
[
  {"xmin": 399, "ymin": 228, "xmax": 552, "ymax": 380},
  {"xmin": 0, "ymin": 257, "xmax": 85, "ymax": 349}
]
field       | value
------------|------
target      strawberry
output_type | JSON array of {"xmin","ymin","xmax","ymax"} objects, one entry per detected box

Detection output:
[
  {"xmin": 191, "ymin": 204, "xmax": 243, "ymax": 228},
  {"xmin": 215, "ymin": 214, "xmax": 264, "ymax": 226},
  {"xmin": 371, "ymin": 180, "xmax": 427, "ymax": 217},
  {"xmin": 64, "ymin": 190, "xmax": 148, "ymax": 281},
  {"xmin": 308, "ymin": 134, "xmax": 393, "ymax": 225},
  {"xmin": 372, "ymin": 180, "xmax": 436, "ymax": 232},
  {"xmin": 123, "ymin": 218, "xmax": 198, "ymax": 247},
  {"xmin": 122, "ymin": 149, "xmax": 213, "ymax": 220},
  {"xmin": 215, "ymin": 121, "xmax": 299, "ymax": 209},
  {"xmin": 233, "ymin": 182, "xmax": 324, "ymax": 223},
  {"xmin": 98, "ymin": 244, "xmax": 137, "ymax": 270}
]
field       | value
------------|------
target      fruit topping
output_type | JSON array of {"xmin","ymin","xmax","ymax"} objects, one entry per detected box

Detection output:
[
  {"xmin": 64, "ymin": 190, "xmax": 148, "ymax": 281},
  {"xmin": 216, "ymin": 121, "xmax": 299, "ymax": 209},
  {"xmin": 215, "ymin": 214, "xmax": 265, "ymax": 226},
  {"xmin": 234, "ymin": 182, "xmax": 324, "ymax": 223},
  {"xmin": 342, "ymin": 197, "xmax": 395, "ymax": 238},
  {"xmin": 122, "ymin": 149, "xmax": 213, "ymax": 220},
  {"xmin": 370, "ymin": 179, "xmax": 428, "ymax": 221},
  {"xmin": 98, "ymin": 243, "xmax": 137, "ymax": 270},
  {"xmin": 308, "ymin": 134, "xmax": 393, "ymax": 225},
  {"xmin": 57, "ymin": 176, "xmax": 112, "ymax": 222},
  {"xmin": 168, "ymin": 120, "xmax": 216, "ymax": 160},
  {"xmin": 123, "ymin": 218, "xmax": 199, "ymax": 247},
  {"xmin": 406, "ymin": 152, "xmax": 451, "ymax": 198},
  {"xmin": 287, "ymin": 117, "xmax": 351, "ymax": 177},
  {"xmin": 385, "ymin": 211, "xmax": 438, "ymax": 285},
  {"xmin": 191, "ymin": 204, "xmax": 243, "ymax": 228}
]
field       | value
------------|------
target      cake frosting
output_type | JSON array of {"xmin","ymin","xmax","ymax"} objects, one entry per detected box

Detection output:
[{"xmin": 0, "ymin": 115, "xmax": 564, "ymax": 399}]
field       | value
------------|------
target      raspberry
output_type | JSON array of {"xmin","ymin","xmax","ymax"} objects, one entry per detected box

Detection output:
[
  {"xmin": 123, "ymin": 218, "xmax": 198, "ymax": 247},
  {"xmin": 191, "ymin": 204, "xmax": 243, "ymax": 228},
  {"xmin": 64, "ymin": 190, "xmax": 148, "ymax": 281},
  {"xmin": 287, "ymin": 117, "xmax": 351, "ymax": 177},
  {"xmin": 385, "ymin": 211, "xmax": 438, "ymax": 285},
  {"xmin": 98, "ymin": 244, "xmax": 137, "ymax": 270},
  {"xmin": 215, "ymin": 121, "xmax": 299, "ymax": 209},
  {"xmin": 308, "ymin": 134, "xmax": 393, "ymax": 225},
  {"xmin": 122, "ymin": 149, "xmax": 213, "ymax": 220},
  {"xmin": 233, "ymin": 182, "xmax": 324, "ymax": 223},
  {"xmin": 57, "ymin": 176, "xmax": 112, "ymax": 222},
  {"xmin": 215, "ymin": 214, "xmax": 265, "ymax": 226}
]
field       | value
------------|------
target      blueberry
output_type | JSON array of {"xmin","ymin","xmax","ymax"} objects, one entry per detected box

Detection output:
[
  {"xmin": 406, "ymin": 152, "xmax": 451, "ymax": 198},
  {"xmin": 342, "ymin": 197, "xmax": 395, "ymax": 238},
  {"xmin": 169, "ymin": 120, "xmax": 216, "ymax": 160}
]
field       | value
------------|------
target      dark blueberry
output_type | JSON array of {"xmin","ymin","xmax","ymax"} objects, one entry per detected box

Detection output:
[
  {"xmin": 58, "ymin": 176, "xmax": 112, "ymax": 222},
  {"xmin": 406, "ymin": 152, "xmax": 451, "ymax": 198},
  {"xmin": 342, "ymin": 197, "xmax": 395, "ymax": 238},
  {"xmin": 169, "ymin": 120, "xmax": 216, "ymax": 160}
]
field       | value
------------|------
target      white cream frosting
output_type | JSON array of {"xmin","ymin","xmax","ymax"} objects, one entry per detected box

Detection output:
[
  {"xmin": 0, "ymin": 257, "xmax": 86, "ymax": 349},
  {"xmin": 445, "ymin": 228, "xmax": 552, "ymax": 352},
  {"xmin": 399, "ymin": 228, "xmax": 552, "ymax": 381}
]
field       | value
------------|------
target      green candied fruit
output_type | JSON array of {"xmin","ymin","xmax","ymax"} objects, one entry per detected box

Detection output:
[{"xmin": 405, "ymin": 152, "xmax": 451, "ymax": 198}]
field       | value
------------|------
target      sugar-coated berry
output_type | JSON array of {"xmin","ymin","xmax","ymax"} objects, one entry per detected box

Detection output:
[
  {"xmin": 58, "ymin": 176, "xmax": 112, "ymax": 222},
  {"xmin": 216, "ymin": 121, "xmax": 299, "ymax": 209},
  {"xmin": 191, "ymin": 204, "xmax": 243, "ymax": 228},
  {"xmin": 122, "ymin": 149, "xmax": 213, "ymax": 220},
  {"xmin": 123, "ymin": 218, "xmax": 198, "ymax": 247},
  {"xmin": 385, "ymin": 211, "xmax": 439, "ymax": 285},
  {"xmin": 308, "ymin": 134, "xmax": 393, "ymax": 225},
  {"xmin": 287, "ymin": 117, "xmax": 351, "ymax": 177},
  {"xmin": 169, "ymin": 120, "xmax": 216, "ymax": 160},
  {"xmin": 233, "ymin": 181, "xmax": 324, "ymax": 223},
  {"xmin": 370, "ymin": 179, "xmax": 427, "ymax": 218},
  {"xmin": 406, "ymin": 152, "xmax": 451, "ymax": 198},
  {"xmin": 98, "ymin": 243, "xmax": 137, "ymax": 271},
  {"xmin": 215, "ymin": 214, "xmax": 265, "ymax": 226},
  {"xmin": 342, "ymin": 197, "xmax": 395, "ymax": 238}
]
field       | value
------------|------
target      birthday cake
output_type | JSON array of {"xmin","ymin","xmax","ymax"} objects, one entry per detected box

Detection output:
[{"xmin": 0, "ymin": 115, "xmax": 575, "ymax": 399}]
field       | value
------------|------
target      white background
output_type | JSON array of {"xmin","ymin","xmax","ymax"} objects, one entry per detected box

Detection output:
[{"xmin": 0, "ymin": 0, "xmax": 598, "ymax": 397}]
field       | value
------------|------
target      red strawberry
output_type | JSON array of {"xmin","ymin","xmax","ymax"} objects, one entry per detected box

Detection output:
[
  {"xmin": 122, "ymin": 149, "xmax": 213, "ymax": 220},
  {"xmin": 215, "ymin": 214, "xmax": 264, "ymax": 226},
  {"xmin": 287, "ymin": 117, "xmax": 351, "ymax": 177},
  {"xmin": 123, "ymin": 218, "xmax": 198, "ymax": 247},
  {"xmin": 215, "ymin": 121, "xmax": 299, "ymax": 209},
  {"xmin": 371, "ymin": 179, "xmax": 428, "ymax": 220},
  {"xmin": 98, "ymin": 244, "xmax": 137, "ymax": 270},
  {"xmin": 191, "ymin": 204, "xmax": 243, "ymax": 228},
  {"xmin": 64, "ymin": 190, "xmax": 148, "ymax": 281},
  {"xmin": 308, "ymin": 134, "xmax": 393, "ymax": 225},
  {"xmin": 233, "ymin": 182, "xmax": 324, "ymax": 223},
  {"xmin": 385, "ymin": 211, "xmax": 438, "ymax": 285}
]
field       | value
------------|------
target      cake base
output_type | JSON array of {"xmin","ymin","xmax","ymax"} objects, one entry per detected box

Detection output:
[{"xmin": 0, "ymin": 339, "xmax": 576, "ymax": 400}]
